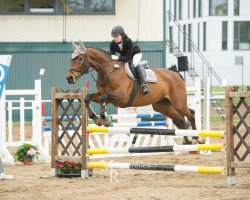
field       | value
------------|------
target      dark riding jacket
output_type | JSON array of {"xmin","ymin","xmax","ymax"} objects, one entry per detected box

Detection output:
[{"xmin": 110, "ymin": 37, "xmax": 141, "ymax": 62}]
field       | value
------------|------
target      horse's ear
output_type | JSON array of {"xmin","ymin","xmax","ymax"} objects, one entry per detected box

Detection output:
[
  {"xmin": 72, "ymin": 42, "xmax": 77, "ymax": 49},
  {"xmin": 79, "ymin": 40, "xmax": 87, "ymax": 54},
  {"xmin": 79, "ymin": 40, "xmax": 84, "ymax": 47}
]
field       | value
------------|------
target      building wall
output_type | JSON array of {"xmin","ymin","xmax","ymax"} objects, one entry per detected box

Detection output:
[
  {"xmin": 0, "ymin": 0, "xmax": 163, "ymax": 42},
  {"xmin": 0, "ymin": 0, "xmax": 166, "ymax": 117},
  {"xmin": 167, "ymin": 0, "xmax": 250, "ymax": 85}
]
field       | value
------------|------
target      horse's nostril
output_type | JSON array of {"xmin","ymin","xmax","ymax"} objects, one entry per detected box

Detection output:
[{"xmin": 67, "ymin": 76, "xmax": 75, "ymax": 84}]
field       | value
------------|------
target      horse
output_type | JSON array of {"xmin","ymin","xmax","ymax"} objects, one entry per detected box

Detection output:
[{"xmin": 66, "ymin": 41, "xmax": 204, "ymax": 144}]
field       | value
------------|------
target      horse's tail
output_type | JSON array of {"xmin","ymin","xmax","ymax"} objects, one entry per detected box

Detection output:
[{"xmin": 168, "ymin": 65, "xmax": 185, "ymax": 82}]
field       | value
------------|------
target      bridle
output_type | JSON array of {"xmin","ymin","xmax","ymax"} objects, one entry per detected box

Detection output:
[{"xmin": 68, "ymin": 53, "xmax": 91, "ymax": 76}]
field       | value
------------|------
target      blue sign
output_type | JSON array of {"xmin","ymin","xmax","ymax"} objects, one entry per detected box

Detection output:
[{"xmin": 0, "ymin": 55, "xmax": 12, "ymax": 99}]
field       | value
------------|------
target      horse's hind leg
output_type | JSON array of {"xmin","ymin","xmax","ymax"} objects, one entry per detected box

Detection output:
[{"xmin": 152, "ymin": 101, "xmax": 191, "ymax": 144}]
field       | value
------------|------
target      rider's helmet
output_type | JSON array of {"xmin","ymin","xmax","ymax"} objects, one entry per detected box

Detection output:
[{"xmin": 111, "ymin": 26, "xmax": 125, "ymax": 37}]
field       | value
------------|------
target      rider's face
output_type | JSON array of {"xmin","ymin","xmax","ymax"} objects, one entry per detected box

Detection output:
[{"xmin": 113, "ymin": 35, "xmax": 122, "ymax": 43}]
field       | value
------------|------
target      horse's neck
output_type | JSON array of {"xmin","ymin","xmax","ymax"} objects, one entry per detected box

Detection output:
[{"xmin": 88, "ymin": 48, "xmax": 111, "ymax": 72}]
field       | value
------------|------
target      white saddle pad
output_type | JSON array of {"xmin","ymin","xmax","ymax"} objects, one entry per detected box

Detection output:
[{"xmin": 125, "ymin": 63, "xmax": 157, "ymax": 83}]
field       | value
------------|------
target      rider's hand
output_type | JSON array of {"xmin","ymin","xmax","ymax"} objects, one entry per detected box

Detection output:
[{"xmin": 111, "ymin": 55, "xmax": 119, "ymax": 61}]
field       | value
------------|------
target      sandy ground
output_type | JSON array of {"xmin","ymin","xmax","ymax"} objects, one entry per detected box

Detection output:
[{"xmin": 1, "ymin": 123, "xmax": 250, "ymax": 200}]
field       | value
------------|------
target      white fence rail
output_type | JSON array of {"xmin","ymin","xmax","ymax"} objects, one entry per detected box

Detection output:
[{"xmin": 0, "ymin": 80, "xmax": 49, "ymax": 165}]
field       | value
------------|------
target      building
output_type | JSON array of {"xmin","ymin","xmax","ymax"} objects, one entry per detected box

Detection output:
[
  {"xmin": 0, "ymin": 0, "xmax": 167, "ymax": 114},
  {"xmin": 167, "ymin": 0, "xmax": 250, "ymax": 85}
]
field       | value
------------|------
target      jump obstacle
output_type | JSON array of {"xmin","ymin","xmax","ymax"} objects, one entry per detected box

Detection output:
[
  {"xmin": 43, "ymin": 78, "xmax": 208, "ymax": 158},
  {"xmin": 0, "ymin": 77, "xmax": 205, "ymax": 165},
  {"xmin": 225, "ymin": 86, "xmax": 250, "ymax": 185},
  {"xmin": 50, "ymin": 87, "xmax": 224, "ymax": 178}
]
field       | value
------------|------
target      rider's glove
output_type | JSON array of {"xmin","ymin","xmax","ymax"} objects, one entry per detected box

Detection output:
[{"xmin": 111, "ymin": 55, "xmax": 119, "ymax": 61}]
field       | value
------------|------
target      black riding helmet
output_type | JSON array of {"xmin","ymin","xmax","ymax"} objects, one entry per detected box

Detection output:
[{"xmin": 111, "ymin": 26, "xmax": 125, "ymax": 37}]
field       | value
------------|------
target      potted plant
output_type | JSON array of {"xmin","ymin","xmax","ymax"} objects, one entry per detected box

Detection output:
[
  {"xmin": 14, "ymin": 143, "xmax": 40, "ymax": 165},
  {"xmin": 57, "ymin": 160, "xmax": 82, "ymax": 178}
]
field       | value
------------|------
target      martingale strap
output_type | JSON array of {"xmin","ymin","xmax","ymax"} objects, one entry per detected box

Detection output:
[{"xmin": 124, "ymin": 80, "xmax": 139, "ymax": 107}]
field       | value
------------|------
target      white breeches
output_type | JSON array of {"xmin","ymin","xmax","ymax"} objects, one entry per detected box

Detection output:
[{"xmin": 132, "ymin": 53, "xmax": 142, "ymax": 67}]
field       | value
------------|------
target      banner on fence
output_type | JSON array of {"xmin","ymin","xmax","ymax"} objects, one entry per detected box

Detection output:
[{"xmin": 0, "ymin": 55, "xmax": 12, "ymax": 99}]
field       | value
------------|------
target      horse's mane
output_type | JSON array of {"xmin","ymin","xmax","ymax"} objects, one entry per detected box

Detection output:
[
  {"xmin": 168, "ymin": 65, "xmax": 185, "ymax": 81},
  {"xmin": 87, "ymin": 47, "xmax": 111, "ymax": 57}
]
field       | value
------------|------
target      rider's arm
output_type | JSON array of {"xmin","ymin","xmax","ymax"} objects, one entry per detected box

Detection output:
[
  {"xmin": 110, "ymin": 42, "xmax": 116, "ymax": 55},
  {"xmin": 118, "ymin": 38, "xmax": 133, "ymax": 62}
]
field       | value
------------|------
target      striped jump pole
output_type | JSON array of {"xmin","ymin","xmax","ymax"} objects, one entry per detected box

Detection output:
[
  {"xmin": 92, "ymin": 121, "xmax": 168, "ymax": 127},
  {"xmin": 87, "ymin": 127, "xmax": 224, "ymax": 138},
  {"xmin": 43, "ymin": 112, "xmax": 165, "ymax": 122},
  {"xmin": 42, "ymin": 120, "xmax": 168, "ymax": 131},
  {"xmin": 43, "ymin": 116, "xmax": 78, "ymax": 122},
  {"xmin": 87, "ymin": 144, "xmax": 223, "ymax": 154},
  {"xmin": 87, "ymin": 162, "xmax": 223, "ymax": 174},
  {"xmin": 109, "ymin": 112, "xmax": 165, "ymax": 120}
]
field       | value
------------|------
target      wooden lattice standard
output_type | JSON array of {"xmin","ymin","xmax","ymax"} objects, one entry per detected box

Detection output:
[
  {"xmin": 225, "ymin": 86, "xmax": 250, "ymax": 185},
  {"xmin": 50, "ymin": 87, "xmax": 87, "ymax": 178}
]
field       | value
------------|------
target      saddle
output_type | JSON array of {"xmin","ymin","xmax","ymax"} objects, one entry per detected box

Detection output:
[{"xmin": 125, "ymin": 61, "xmax": 157, "ymax": 83}]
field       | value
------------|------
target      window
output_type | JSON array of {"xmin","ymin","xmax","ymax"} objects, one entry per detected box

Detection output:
[
  {"xmin": 29, "ymin": 0, "xmax": 54, "ymax": 13},
  {"xmin": 234, "ymin": 21, "xmax": 250, "ymax": 50},
  {"xmin": 179, "ymin": 0, "xmax": 182, "ymax": 20},
  {"xmin": 188, "ymin": 24, "xmax": 192, "ymax": 52},
  {"xmin": 0, "ymin": 0, "xmax": 25, "ymax": 13},
  {"xmin": 198, "ymin": 23, "xmax": 200, "ymax": 50},
  {"xmin": 203, "ymin": 22, "xmax": 206, "ymax": 51},
  {"xmin": 234, "ymin": 0, "xmax": 240, "ymax": 16},
  {"xmin": 183, "ymin": 25, "xmax": 186, "ymax": 52},
  {"xmin": 198, "ymin": 0, "xmax": 202, "ymax": 17},
  {"xmin": 178, "ymin": 28, "xmax": 181, "ymax": 50},
  {"xmin": 0, "ymin": 0, "xmax": 115, "ymax": 15},
  {"xmin": 174, "ymin": 0, "xmax": 177, "ymax": 20},
  {"xmin": 188, "ymin": 0, "xmax": 190, "ymax": 19},
  {"xmin": 62, "ymin": 0, "xmax": 115, "ymax": 14},
  {"xmin": 169, "ymin": 0, "xmax": 171, "ymax": 21},
  {"xmin": 193, "ymin": 0, "xmax": 196, "ymax": 18},
  {"xmin": 209, "ymin": 0, "xmax": 228, "ymax": 16},
  {"xmin": 222, "ymin": 21, "xmax": 228, "ymax": 50},
  {"xmin": 169, "ymin": 26, "xmax": 173, "ymax": 53}
]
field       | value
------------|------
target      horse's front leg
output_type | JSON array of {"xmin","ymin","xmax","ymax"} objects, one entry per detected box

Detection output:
[
  {"xmin": 84, "ymin": 93, "xmax": 103, "ymax": 126},
  {"xmin": 99, "ymin": 93, "xmax": 112, "ymax": 127}
]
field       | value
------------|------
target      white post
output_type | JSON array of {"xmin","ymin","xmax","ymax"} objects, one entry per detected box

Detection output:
[
  {"xmin": 20, "ymin": 97, "xmax": 25, "ymax": 144},
  {"xmin": 34, "ymin": 80, "xmax": 42, "ymax": 145},
  {"xmin": 204, "ymin": 77, "xmax": 211, "ymax": 139},
  {"xmin": 34, "ymin": 80, "xmax": 50, "ymax": 163},
  {"xmin": 194, "ymin": 78, "xmax": 201, "ymax": 130},
  {"xmin": 0, "ymin": 87, "xmax": 14, "ymax": 165},
  {"xmin": 201, "ymin": 77, "xmax": 211, "ymax": 155},
  {"xmin": 0, "ymin": 87, "xmax": 6, "ymax": 146},
  {"xmin": 7, "ymin": 101, "xmax": 13, "ymax": 144},
  {"xmin": 32, "ymin": 101, "xmax": 37, "ymax": 143}
]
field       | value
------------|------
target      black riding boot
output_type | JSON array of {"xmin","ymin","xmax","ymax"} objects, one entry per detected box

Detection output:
[{"xmin": 135, "ymin": 65, "xmax": 150, "ymax": 95}]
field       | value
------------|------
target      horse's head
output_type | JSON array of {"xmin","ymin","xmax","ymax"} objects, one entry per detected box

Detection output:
[{"xmin": 66, "ymin": 41, "xmax": 90, "ymax": 84}]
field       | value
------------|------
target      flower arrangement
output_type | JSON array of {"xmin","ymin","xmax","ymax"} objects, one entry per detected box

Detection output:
[
  {"xmin": 57, "ymin": 160, "xmax": 82, "ymax": 175},
  {"xmin": 14, "ymin": 143, "xmax": 40, "ymax": 163}
]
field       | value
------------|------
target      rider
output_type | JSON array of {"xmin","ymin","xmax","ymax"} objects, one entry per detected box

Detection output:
[{"xmin": 110, "ymin": 25, "xmax": 150, "ymax": 95}]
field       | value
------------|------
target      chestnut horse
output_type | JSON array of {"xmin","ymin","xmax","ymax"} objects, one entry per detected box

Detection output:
[{"xmin": 66, "ymin": 42, "xmax": 204, "ymax": 144}]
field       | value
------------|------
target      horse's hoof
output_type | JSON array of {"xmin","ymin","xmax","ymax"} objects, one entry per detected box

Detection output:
[
  {"xmin": 93, "ymin": 117, "xmax": 103, "ymax": 126},
  {"xmin": 192, "ymin": 138, "xmax": 205, "ymax": 144},
  {"xmin": 103, "ymin": 117, "xmax": 112, "ymax": 127},
  {"xmin": 183, "ymin": 139, "xmax": 193, "ymax": 145}
]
